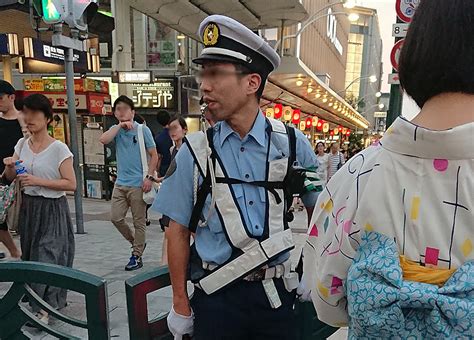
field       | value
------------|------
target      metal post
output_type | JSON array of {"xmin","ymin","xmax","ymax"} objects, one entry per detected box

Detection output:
[
  {"xmin": 387, "ymin": 16, "xmax": 404, "ymax": 128},
  {"xmin": 65, "ymin": 48, "xmax": 85, "ymax": 234},
  {"xmin": 279, "ymin": 20, "xmax": 285, "ymax": 56}
]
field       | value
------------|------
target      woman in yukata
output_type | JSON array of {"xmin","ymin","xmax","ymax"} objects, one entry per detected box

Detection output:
[{"xmin": 301, "ymin": 0, "xmax": 474, "ymax": 338}]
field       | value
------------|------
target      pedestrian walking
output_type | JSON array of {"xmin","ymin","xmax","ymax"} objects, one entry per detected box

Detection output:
[
  {"xmin": 155, "ymin": 115, "xmax": 188, "ymax": 265},
  {"xmin": 2, "ymin": 93, "xmax": 76, "ymax": 324},
  {"xmin": 302, "ymin": 0, "xmax": 474, "ymax": 337},
  {"xmin": 155, "ymin": 110, "xmax": 173, "ymax": 177},
  {"xmin": 314, "ymin": 141, "xmax": 329, "ymax": 185},
  {"xmin": 99, "ymin": 96, "xmax": 158, "ymax": 271},
  {"xmin": 154, "ymin": 15, "xmax": 317, "ymax": 339},
  {"xmin": 154, "ymin": 110, "xmax": 174, "ymax": 231},
  {"xmin": 327, "ymin": 142, "xmax": 344, "ymax": 180},
  {"xmin": 0, "ymin": 80, "xmax": 24, "ymax": 260}
]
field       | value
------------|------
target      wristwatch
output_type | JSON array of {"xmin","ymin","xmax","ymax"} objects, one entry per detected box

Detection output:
[{"xmin": 145, "ymin": 175, "xmax": 156, "ymax": 182}]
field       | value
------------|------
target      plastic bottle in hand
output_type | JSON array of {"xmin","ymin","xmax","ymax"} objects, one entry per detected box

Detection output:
[{"xmin": 15, "ymin": 160, "xmax": 27, "ymax": 175}]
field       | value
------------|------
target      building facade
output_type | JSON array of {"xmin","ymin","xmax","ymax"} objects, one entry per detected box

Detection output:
[{"xmin": 345, "ymin": 6, "xmax": 383, "ymax": 129}]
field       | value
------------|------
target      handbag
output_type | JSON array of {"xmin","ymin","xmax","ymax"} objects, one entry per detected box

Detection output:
[
  {"xmin": 0, "ymin": 179, "xmax": 16, "ymax": 224},
  {"xmin": 2, "ymin": 137, "xmax": 27, "ymax": 230},
  {"xmin": 137, "ymin": 124, "xmax": 159, "ymax": 204}
]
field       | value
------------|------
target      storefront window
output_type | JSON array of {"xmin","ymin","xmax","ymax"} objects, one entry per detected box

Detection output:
[
  {"xmin": 147, "ymin": 17, "xmax": 177, "ymax": 68},
  {"xmin": 131, "ymin": 10, "xmax": 179, "ymax": 70}
]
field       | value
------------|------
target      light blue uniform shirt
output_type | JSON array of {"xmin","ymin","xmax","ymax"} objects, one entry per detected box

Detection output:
[
  {"xmin": 111, "ymin": 122, "xmax": 156, "ymax": 187},
  {"xmin": 153, "ymin": 113, "xmax": 317, "ymax": 265}
]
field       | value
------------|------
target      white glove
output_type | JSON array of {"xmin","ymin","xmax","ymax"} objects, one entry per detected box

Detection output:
[
  {"xmin": 297, "ymin": 275, "xmax": 312, "ymax": 302},
  {"xmin": 167, "ymin": 305, "xmax": 194, "ymax": 339}
]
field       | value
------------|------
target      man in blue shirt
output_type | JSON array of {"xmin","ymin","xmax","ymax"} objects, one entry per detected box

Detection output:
[
  {"xmin": 100, "ymin": 96, "xmax": 158, "ymax": 271},
  {"xmin": 153, "ymin": 15, "xmax": 318, "ymax": 339}
]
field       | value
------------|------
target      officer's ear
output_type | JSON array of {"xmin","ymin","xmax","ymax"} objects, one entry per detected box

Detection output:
[{"xmin": 246, "ymin": 73, "xmax": 262, "ymax": 97}]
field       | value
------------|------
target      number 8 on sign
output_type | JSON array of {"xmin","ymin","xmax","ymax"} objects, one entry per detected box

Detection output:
[{"xmin": 396, "ymin": 0, "xmax": 420, "ymax": 23}]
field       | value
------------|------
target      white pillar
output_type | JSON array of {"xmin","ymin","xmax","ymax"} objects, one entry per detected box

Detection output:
[{"xmin": 111, "ymin": 0, "xmax": 132, "ymax": 96}]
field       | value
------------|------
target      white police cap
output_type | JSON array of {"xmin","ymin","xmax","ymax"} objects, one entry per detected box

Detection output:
[{"xmin": 193, "ymin": 15, "xmax": 280, "ymax": 77}]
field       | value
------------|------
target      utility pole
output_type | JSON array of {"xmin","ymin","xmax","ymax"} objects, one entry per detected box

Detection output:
[
  {"xmin": 52, "ymin": 24, "xmax": 86, "ymax": 234},
  {"xmin": 32, "ymin": 0, "xmax": 100, "ymax": 234}
]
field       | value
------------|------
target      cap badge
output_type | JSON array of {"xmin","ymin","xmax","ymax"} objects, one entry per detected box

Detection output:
[{"xmin": 203, "ymin": 23, "xmax": 219, "ymax": 46}]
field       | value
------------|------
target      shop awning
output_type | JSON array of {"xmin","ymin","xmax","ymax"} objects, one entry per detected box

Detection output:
[
  {"xmin": 264, "ymin": 56, "xmax": 370, "ymax": 130},
  {"xmin": 128, "ymin": 0, "xmax": 308, "ymax": 38}
]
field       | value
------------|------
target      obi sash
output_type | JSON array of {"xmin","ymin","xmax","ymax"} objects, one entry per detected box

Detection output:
[{"xmin": 346, "ymin": 232, "xmax": 474, "ymax": 339}]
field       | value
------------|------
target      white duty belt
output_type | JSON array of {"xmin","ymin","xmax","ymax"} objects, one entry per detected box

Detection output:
[{"xmin": 185, "ymin": 118, "xmax": 299, "ymax": 306}]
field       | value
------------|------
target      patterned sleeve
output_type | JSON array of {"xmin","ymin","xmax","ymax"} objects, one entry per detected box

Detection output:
[{"xmin": 303, "ymin": 146, "xmax": 381, "ymax": 327}]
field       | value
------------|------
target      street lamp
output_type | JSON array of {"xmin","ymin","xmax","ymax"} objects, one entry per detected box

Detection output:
[
  {"xmin": 338, "ymin": 74, "xmax": 378, "ymax": 95},
  {"xmin": 274, "ymin": 0, "xmax": 358, "ymax": 52}
]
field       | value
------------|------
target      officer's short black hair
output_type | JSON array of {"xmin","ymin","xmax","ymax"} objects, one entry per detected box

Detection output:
[
  {"xmin": 113, "ymin": 95, "xmax": 135, "ymax": 111},
  {"xmin": 23, "ymin": 94, "xmax": 53, "ymax": 124},
  {"xmin": 399, "ymin": 0, "xmax": 474, "ymax": 108},
  {"xmin": 234, "ymin": 63, "xmax": 265, "ymax": 100},
  {"xmin": 157, "ymin": 110, "xmax": 171, "ymax": 126}
]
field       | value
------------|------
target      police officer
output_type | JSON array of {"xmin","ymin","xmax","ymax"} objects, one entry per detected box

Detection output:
[{"xmin": 153, "ymin": 15, "xmax": 317, "ymax": 340}]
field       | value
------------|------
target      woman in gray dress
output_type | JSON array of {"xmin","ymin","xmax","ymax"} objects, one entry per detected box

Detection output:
[{"xmin": 3, "ymin": 94, "xmax": 76, "ymax": 324}]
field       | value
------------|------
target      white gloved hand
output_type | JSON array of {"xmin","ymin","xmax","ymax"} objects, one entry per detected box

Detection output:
[
  {"xmin": 297, "ymin": 275, "xmax": 312, "ymax": 302},
  {"xmin": 167, "ymin": 305, "xmax": 194, "ymax": 339}
]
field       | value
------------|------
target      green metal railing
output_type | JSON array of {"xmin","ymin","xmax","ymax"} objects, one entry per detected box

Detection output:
[
  {"xmin": 1, "ymin": 262, "xmax": 337, "ymax": 339},
  {"xmin": 125, "ymin": 266, "xmax": 172, "ymax": 340},
  {"xmin": 0, "ymin": 261, "xmax": 109, "ymax": 339}
]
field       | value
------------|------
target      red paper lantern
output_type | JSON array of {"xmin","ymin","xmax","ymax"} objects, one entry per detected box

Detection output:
[
  {"xmin": 317, "ymin": 120, "xmax": 323, "ymax": 130},
  {"xmin": 305, "ymin": 118, "xmax": 312, "ymax": 128},
  {"xmin": 292, "ymin": 109, "xmax": 301, "ymax": 125},
  {"xmin": 330, "ymin": 130, "xmax": 334, "ymax": 136},
  {"xmin": 346, "ymin": 129, "xmax": 351, "ymax": 136},
  {"xmin": 274, "ymin": 104, "xmax": 283, "ymax": 119}
]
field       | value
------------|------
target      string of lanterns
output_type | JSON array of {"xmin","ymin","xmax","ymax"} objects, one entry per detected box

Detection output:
[{"xmin": 265, "ymin": 104, "xmax": 351, "ymax": 136}]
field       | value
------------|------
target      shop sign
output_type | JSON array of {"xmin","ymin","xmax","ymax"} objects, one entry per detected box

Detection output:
[
  {"xmin": 116, "ymin": 71, "xmax": 152, "ymax": 84},
  {"xmin": 46, "ymin": 93, "xmax": 88, "ymax": 110},
  {"xmin": 44, "ymin": 79, "xmax": 66, "ymax": 92},
  {"xmin": 132, "ymin": 79, "xmax": 176, "ymax": 109},
  {"xmin": 87, "ymin": 93, "xmax": 112, "ymax": 115},
  {"xmin": 23, "ymin": 38, "xmax": 88, "ymax": 73},
  {"xmin": 374, "ymin": 111, "xmax": 387, "ymax": 118},
  {"xmin": 24, "ymin": 79, "xmax": 45, "ymax": 91},
  {"xmin": 83, "ymin": 79, "xmax": 109, "ymax": 93},
  {"xmin": 33, "ymin": 39, "xmax": 86, "ymax": 67}
]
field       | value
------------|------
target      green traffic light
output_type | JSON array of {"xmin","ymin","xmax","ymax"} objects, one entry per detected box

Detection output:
[{"xmin": 42, "ymin": 0, "xmax": 61, "ymax": 23}]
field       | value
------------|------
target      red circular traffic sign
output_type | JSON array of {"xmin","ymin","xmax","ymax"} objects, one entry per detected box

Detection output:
[
  {"xmin": 396, "ymin": 0, "xmax": 420, "ymax": 23},
  {"xmin": 390, "ymin": 39, "xmax": 404, "ymax": 72}
]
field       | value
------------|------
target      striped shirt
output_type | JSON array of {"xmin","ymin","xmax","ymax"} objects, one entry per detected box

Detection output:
[{"xmin": 328, "ymin": 151, "xmax": 344, "ymax": 179}]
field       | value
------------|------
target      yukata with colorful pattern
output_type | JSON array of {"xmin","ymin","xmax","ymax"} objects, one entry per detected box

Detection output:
[{"xmin": 302, "ymin": 117, "xmax": 474, "ymax": 338}]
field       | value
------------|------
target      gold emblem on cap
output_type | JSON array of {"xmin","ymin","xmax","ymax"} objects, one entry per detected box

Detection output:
[{"xmin": 203, "ymin": 23, "xmax": 219, "ymax": 46}]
